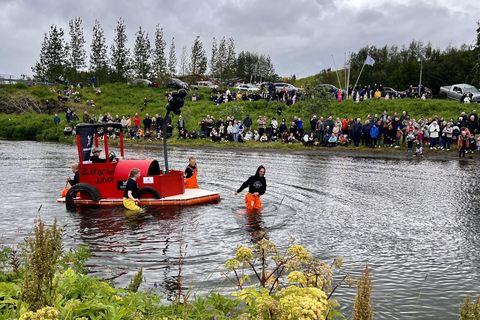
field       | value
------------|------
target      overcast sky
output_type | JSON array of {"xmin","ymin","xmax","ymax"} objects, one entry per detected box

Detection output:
[{"xmin": 0, "ymin": 0, "xmax": 479, "ymax": 79}]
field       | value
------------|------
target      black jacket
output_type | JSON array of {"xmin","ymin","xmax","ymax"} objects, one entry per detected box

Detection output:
[
  {"xmin": 237, "ymin": 175, "xmax": 266, "ymax": 195},
  {"xmin": 68, "ymin": 171, "xmax": 79, "ymax": 186}
]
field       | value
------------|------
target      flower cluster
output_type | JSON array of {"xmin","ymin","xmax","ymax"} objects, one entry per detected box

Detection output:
[
  {"xmin": 19, "ymin": 306, "xmax": 60, "ymax": 320},
  {"xmin": 277, "ymin": 286, "xmax": 328, "ymax": 320},
  {"xmin": 286, "ymin": 244, "xmax": 312, "ymax": 269},
  {"xmin": 236, "ymin": 246, "xmax": 254, "ymax": 262},
  {"xmin": 287, "ymin": 271, "xmax": 307, "ymax": 287},
  {"xmin": 225, "ymin": 258, "xmax": 241, "ymax": 271}
]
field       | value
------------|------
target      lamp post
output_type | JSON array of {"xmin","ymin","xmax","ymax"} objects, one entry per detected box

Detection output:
[{"xmin": 418, "ymin": 58, "xmax": 423, "ymax": 98}]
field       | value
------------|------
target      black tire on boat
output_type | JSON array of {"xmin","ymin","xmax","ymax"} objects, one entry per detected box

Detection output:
[
  {"xmin": 138, "ymin": 187, "xmax": 161, "ymax": 199},
  {"xmin": 65, "ymin": 183, "xmax": 101, "ymax": 202}
]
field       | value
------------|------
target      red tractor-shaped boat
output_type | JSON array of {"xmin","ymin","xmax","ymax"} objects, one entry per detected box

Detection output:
[{"xmin": 59, "ymin": 122, "xmax": 220, "ymax": 206}]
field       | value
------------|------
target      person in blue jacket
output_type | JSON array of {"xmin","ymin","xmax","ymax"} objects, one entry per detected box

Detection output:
[{"xmin": 370, "ymin": 123, "xmax": 380, "ymax": 148}]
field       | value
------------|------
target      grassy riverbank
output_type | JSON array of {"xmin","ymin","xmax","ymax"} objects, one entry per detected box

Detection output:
[{"xmin": 0, "ymin": 82, "xmax": 474, "ymax": 147}]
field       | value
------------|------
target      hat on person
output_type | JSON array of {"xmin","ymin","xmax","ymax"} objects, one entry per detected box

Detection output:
[{"xmin": 92, "ymin": 147, "xmax": 102, "ymax": 153}]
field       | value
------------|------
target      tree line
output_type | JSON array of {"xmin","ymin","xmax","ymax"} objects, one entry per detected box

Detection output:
[
  {"xmin": 32, "ymin": 17, "xmax": 278, "ymax": 85},
  {"xmin": 314, "ymin": 22, "xmax": 480, "ymax": 94}
]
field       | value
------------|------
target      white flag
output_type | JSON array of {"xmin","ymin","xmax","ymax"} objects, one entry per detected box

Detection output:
[{"xmin": 365, "ymin": 55, "xmax": 375, "ymax": 66}]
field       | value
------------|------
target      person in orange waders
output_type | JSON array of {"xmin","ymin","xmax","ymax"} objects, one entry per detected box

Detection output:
[
  {"xmin": 235, "ymin": 165, "xmax": 266, "ymax": 210},
  {"xmin": 185, "ymin": 156, "xmax": 199, "ymax": 188}
]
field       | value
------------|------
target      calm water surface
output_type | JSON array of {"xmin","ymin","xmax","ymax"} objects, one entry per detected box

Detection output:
[{"xmin": 1, "ymin": 140, "xmax": 479, "ymax": 319}]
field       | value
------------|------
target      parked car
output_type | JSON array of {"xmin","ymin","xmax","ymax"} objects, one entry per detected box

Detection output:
[
  {"xmin": 191, "ymin": 80, "xmax": 219, "ymax": 90},
  {"xmin": 381, "ymin": 87, "xmax": 400, "ymax": 98},
  {"xmin": 405, "ymin": 85, "xmax": 432, "ymax": 98},
  {"xmin": 274, "ymin": 82, "xmax": 298, "ymax": 93},
  {"xmin": 439, "ymin": 84, "xmax": 480, "ymax": 102},
  {"xmin": 236, "ymin": 84, "xmax": 259, "ymax": 92},
  {"xmin": 129, "ymin": 79, "xmax": 152, "ymax": 86},
  {"xmin": 166, "ymin": 78, "xmax": 189, "ymax": 90},
  {"xmin": 318, "ymin": 84, "xmax": 338, "ymax": 94}
]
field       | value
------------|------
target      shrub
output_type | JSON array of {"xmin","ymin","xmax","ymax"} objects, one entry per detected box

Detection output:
[{"xmin": 460, "ymin": 295, "xmax": 480, "ymax": 320}]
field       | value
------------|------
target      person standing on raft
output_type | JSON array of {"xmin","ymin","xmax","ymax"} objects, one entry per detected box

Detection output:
[
  {"xmin": 123, "ymin": 168, "xmax": 142, "ymax": 212},
  {"xmin": 235, "ymin": 165, "xmax": 266, "ymax": 210},
  {"xmin": 185, "ymin": 156, "xmax": 199, "ymax": 188}
]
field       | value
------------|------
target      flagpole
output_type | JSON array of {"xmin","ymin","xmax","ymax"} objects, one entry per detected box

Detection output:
[
  {"xmin": 344, "ymin": 52, "xmax": 347, "ymax": 97},
  {"xmin": 346, "ymin": 52, "xmax": 351, "ymax": 99},
  {"xmin": 331, "ymin": 54, "xmax": 342, "ymax": 89},
  {"xmin": 353, "ymin": 61, "xmax": 366, "ymax": 93}
]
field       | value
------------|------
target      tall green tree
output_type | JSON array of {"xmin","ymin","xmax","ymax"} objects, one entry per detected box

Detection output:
[
  {"xmin": 189, "ymin": 36, "xmax": 207, "ymax": 75},
  {"xmin": 168, "ymin": 37, "xmax": 177, "ymax": 76},
  {"xmin": 235, "ymin": 51, "xmax": 276, "ymax": 82},
  {"xmin": 89, "ymin": 20, "xmax": 109, "ymax": 75},
  {"xmin": 210, "ymin": 37, "xmax": 219, "ymax": 78},
  {"xmin": 110, "ymin": 18, "xmax": 130, "ymax": 81},
  {"xmin": 68, "ymin": 17, "xmax": 86, "ymax": 73},
  {"xmin": 32, "ymin": 33, "xmax": 49, "ymax": 80},
  {"xmin": 132, "ymin": 26, "xmax": 151, "ymax": 79},
  {"xmin": 225, "ymin": 37, "xmax": 236, "ymax": 79},
  {"xmin": 152, "ymin": 25, "xmax": 167, "ymax": 79},
  {"xmin": 179, "ymin": 45, "xmax": 188, "ymax": 76},
  {"xmin": 258, "ymin": 54, "xmax": 276, "ymax": 82},
  {"xmin": 216, "ymin": 37, "xmax": 227, "ymax": 81},
  {"xmin": 470, "ymin": 20, "xmax": 480, "ymax": 85},
  {"xmin": 32, "ymin": 25, "xmax": 68, "ymax": 82}
]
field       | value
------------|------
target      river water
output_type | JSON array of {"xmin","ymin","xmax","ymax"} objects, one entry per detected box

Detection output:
[{"xmin": 0, "ymin": 140, "xmax": 479, "ymax": 319}]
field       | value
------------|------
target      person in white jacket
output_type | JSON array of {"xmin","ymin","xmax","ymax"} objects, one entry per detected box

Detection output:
[{"xmin": 429, "ymin": 120, "xmax": 440, "ymax": 149}]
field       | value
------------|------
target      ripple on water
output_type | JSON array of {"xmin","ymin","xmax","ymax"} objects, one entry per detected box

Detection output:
[{"xmin": 1, "ymin": 141, "xmax": 479, "ymax": 319}]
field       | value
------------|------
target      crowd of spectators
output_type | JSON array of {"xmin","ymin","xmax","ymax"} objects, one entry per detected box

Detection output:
[
  {"xmin": 186, "ymin": 109, "xmax": 480, "ymax": 157},
  {"xmin": 200, "ymin": 84, "xmax": 300, "ymax": 106},
  {"xmin": 71, "ymin": 106, "xmax": 480, "ymax": 158}
]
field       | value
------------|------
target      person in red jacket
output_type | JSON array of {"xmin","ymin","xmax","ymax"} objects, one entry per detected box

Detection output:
[
  {"xmin": 458, "ymin": 130, "xmax": 469, "ymax": 158},
  {"xmin": 133, "ymin": 112, "xmax": 141, "ymax": 133}
]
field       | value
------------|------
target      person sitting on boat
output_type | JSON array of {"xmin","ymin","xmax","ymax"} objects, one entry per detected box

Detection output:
[
  {"xmin": 90, "ymin": 147, "xmax": 106, "ymax": 163},
  {"xmin": 90, "ymin": 147, "xmax": 117, "ymax": 163},
  {"xmin": 185, "ymin": 156, "xmax": 199, "ymax": 188},
  {"xmin": 123, "ymin": 168, "xmax": 143, "ymax": 212},
  {"xmin": 235, "ymin": 165, "xmax": 267, "ymax": 210},
  {"xmin": 66, "ymin": 163, "xmax": 79, "ymax": 186}
]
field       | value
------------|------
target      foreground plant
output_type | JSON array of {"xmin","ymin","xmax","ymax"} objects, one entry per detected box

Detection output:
[
  {"xmin": 225, "ymin": 237, "xmax": 348, "ymax": 319},
  {"xmin": 0, "ymin": 217, "xmax": 241, "ymax": 319},
  {"xmin": 460, "ymin": 295, "xmax": 480, "ymax": 320},
  {"xmin": 22, "ymin": 218, "xmax": 62, "ymax": 311},
  {"xmin": 352, "ymin": 265, "xmax": 373, "ymax": 320}
]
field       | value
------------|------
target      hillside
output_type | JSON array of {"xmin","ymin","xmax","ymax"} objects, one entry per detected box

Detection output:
[{"xmin": 0, "ymin": 82, "xmax": 473, "ymax": 144}]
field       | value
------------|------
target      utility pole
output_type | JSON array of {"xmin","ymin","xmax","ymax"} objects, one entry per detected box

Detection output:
[{"xmin": 418, "ymin": 59, "xmax": 423, "ymax": 97}]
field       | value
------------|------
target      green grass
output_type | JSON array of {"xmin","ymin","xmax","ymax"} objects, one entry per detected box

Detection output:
[{"xmin": 0, "ymin": 83, "xmax": 474, "ymax": 144}]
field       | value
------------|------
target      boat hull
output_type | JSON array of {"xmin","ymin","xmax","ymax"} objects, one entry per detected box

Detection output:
[{"xmin": 58, "ymin": 188, "xmax": 220, "ymax": 206}]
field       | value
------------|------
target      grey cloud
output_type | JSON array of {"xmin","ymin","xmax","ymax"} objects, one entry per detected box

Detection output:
[{"xmin": 0, "ymin": 0, "xmax": 478, "ymax": 78}]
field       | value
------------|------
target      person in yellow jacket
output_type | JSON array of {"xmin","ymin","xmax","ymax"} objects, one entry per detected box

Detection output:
[
  {"xmin": 185, "ymin": 156, "xmax": 199, "ymax": 188},
  {"xmin": 374, "ymin": 89, "xmax": 382, "ymax": 99},
  {"xmin": 123, "ymin": 168, "xmax": 143, "ymax": 212}
]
